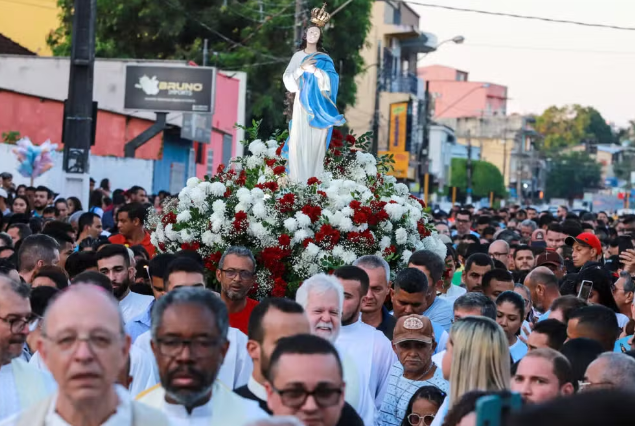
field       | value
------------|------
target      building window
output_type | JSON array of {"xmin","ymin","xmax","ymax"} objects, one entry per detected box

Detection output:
[
  {"xmin": 206, "ymin": 149, "xmax": 214, "ymax": 176},
  {"xmin": 222, "ymin": 134, "xmax": 233, "ymax": 167},
  {"xmin": 456, "ymin": 71, "xmax": 467, "ymax": 82}
]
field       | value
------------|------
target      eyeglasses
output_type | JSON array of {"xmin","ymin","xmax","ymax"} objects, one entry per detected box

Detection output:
[
  {"xmin": 272, "ymin": 385, "xmax": 343, "ymax": 409},
  {"xmin": 154, "ymin": 337, "xmax": 224, "ymax": 358},
  {"xmin": 0, "ymin": 314, "xmax": 37, "ymax": 334},
  {"xmin": 42, "ymin": 331, "xmax": 121, "ymax": 353},
  {"xmin": 219, "ymin": 269, "xmax": 255, "ymax": 280},
  {"xmin": 408, "ymin": 413, "xmax": 435, "ymax": 426}
]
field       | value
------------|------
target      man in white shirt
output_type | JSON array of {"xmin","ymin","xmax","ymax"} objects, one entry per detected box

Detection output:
[
  {"xmin": 1, "ymin": 285, "xmax": 169, "ymax": 425},
  {"xmin": 0, "ymin": 275, "xmax": 55, "ymax": 421},
  {"xmin": 333, "ymin": 266, "xmax": 396, "ymax": 415},
  {"xmin": 136, "ymin": 287, "xmax": 269, "ymax": 425},
  {"xmin": 97, "ymin": 244, "xmax": 153, "ymax": 323}
]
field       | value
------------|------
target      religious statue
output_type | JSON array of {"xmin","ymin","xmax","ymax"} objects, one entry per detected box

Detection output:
[{"xmin": 282, "ymin": 3, "xmax": 345, "ymax": 184}]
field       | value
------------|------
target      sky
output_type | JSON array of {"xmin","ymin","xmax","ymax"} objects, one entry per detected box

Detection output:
[{"xmin": 409, "ymin": 0, "xmax": 635, "ymax": 128}]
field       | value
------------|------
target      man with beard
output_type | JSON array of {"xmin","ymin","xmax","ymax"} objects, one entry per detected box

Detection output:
[
  {"xmin": 109, "ymin": 203, "xmax": 156, "ymax": 258},
  {"xmin": 17, "ymin": 234, "xmax": 60, "ymax": 284},
  {"xmin": 0, "ymin": 275, "xmax": 57, "ymax": 421},
  {"xmin": 513, "ymin": 245, "xmax": 535, "ymax": 273},
  {"xmin": 31, "ymin": 186, "xmax": 51, "ymax": 218},
  {"xmin": 97, "ymin": 244, "xmax": 154, "ymax": 324},
  {"xmin": 524, "ymin": 267, "xmax": 561, "ymax": 320},
  {"xmin": 137, "ymin": 287, "xmax": 268, "ymax": 424},
  {"xmin": 216, "ymin": 246, "xmax": 259, "ymax": 334},
  {"xmin": 236, "ymin": 298, "xmax": 363, "ymax": 426}
]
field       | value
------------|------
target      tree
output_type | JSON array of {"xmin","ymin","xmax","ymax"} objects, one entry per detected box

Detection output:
[
  {"xmin": 47, "ymin": 0, "xmax": 373, "ymax": 136},
  {"xmin": 534, "ymin": 105, "xmax": 615, "ymax": 152},
  {"xmin": 450, "ymin": 158, "xmax": 506, "ymax": 200},
  {"xmin": 545, "ymin": 151, "xmax": 601, "ymax": 202}
]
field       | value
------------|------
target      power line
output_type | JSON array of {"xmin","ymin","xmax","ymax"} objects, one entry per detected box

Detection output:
[{"xmin": 397, "ymin": 0, "xmax": 635, "ymax": 32}]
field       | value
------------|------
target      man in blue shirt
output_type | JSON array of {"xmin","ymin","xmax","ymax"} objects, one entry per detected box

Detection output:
[{"xmin": 451, "ymin": 209, "xmax": 479, "ymax": 238}]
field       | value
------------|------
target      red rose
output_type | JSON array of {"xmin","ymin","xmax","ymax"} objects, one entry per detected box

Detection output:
[
  {"xmin": 383, "ymin": 245, "xmax": 397, "ymax": 256},
  {"xmin": 307, "ymin": 177, "xmax": 321, "ymax": 185},
  {"xmin": 278, "ymin": 234, "xmax": 291, "ymax": 247},
  {"xmin": 345, "ymin": 134, "xmax": 356, "ymax": 145},
  {"xmin": 233, "ymin": 211, "xmax": 248, "ymax": 232},
  {"xmin": 216, "ymin": 164, "xmax": 225, "ymax": 174},
  {"xmin": 181, "ymin": 241, "xmax": 200, "ymax": 251},
  {"xmin": 256, "ymin": 181, "xmax": 279, "ymax": 192},
  {"xmin": 330, "ymin": 138, "xmax": 344, "ymax": 148},
  {"xmin": 302, "ymin": 238, "xmax": 315, "ymax": 248},
  {"xmin": 333, "ymin": 149, "xmax": 342, "ymax": 157},
  {"xmin": 276, "ymin": 145, "xmax": 283, "ymax": 156},
  {"xmin": 223, "ymin": 189, "xmax": 232, "ymax": 198},
  {"xmin": 418, "ymin": 221, "xmax": 431, "ymax": 238},
  {"xmin": 158, "ymin": 242, "xmax": 166, "ymax": 251},
  {"xmin": 258, "ymin": 246, "xmax": 291, "ymax": 276},
  {"xmin": 273, "ymin": 165, "xmax": 286, "ymax": 175},
  {"xmin": 332, "ymin": 129, "xmax": 343, "ymax": 140},
  {"xmin": 349, "ymin": 200, "xmax": 361, "ymax": 209},
  {"xmin": 161, "ymin": 211, "xmax": 177, "ymax": 226},
  {"xmin": 266, "ymin": 159, "xmax": 276, "ymax": 167},
  {"xmin": 271, "ymin": 277, "xmax": 288, "ymax": 297},
  {"xmin": 302, "ymin": 205, "xmax": 322, "ymax": 223},
  {"xmin": 236, "ymin": 170, "xmax": 247, "ymax": 186},
  {"xmin": 204, "ymin": 251, "xmax": 223, "ymax": 272},
  {"xmin": 278, "ymin": 193, "xmax": 296, "ymax": 213},
  {"xmin": 315, "ymin": 224, "xmax": 340, "ymax": 250},
  {"xmin": 317, "ymin": 190, "xmax": 327, "ymax": 198}
]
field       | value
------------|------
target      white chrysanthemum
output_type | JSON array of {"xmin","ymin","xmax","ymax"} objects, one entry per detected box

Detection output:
[
  {"xmin": 247, "ymin": 156, "xmax": 263, "ymax": 169},
  {"xmin": 252, "ymin": 202, "xmax": 267, "ymax": 219},
  {"xmin": 355, "ymin": 151, "xmax": 376, "ymax": 166},
  {"xmin": 212, "ymin": 200, "xmax": 226, "ymax": 214},
  {"xmin": 201, "ymin": 230, "xmax": 215, "ymax": 246},
  {"xmin": 408, "ymin": 207, "xmax": 422, "ymax": 222},
  {"xmin": 165, "ymin": 224, "xmax": 179, "ymax": 241},
  {"xmin": 198, "ymin": 181, "xmax": 214, "ymax": 195},
  {"xmin": 186, "ymin": 177, "xmax": 200, "ymax": 188},
  {"xmin": 390, "ymin": 195, "xmax": 406, "ymax": 205},
  {"xmin": 340, "ymin": 207, "xmax": 353, "ymax": 217},
  {"xmin": 332, "ymin": 245, "xmax": 345, "ymax": 259},
  {"xmin": 342, "ymin": 180, "xmax": 357, "ymax": 191},
  {"xmin": 351, "ymin": 167, "xmax": 366, "ymax": 181},
  {"xmin": 267, "ymin": 147, "xmax": 278, "ymax": 158},
  {"xmin": 178, "ymin": 186, "xmax": 191, "ymax": 201},
  {"xmin": 180, "ymin": 229, "xmax": 194, "ymax": 243},
  {"xmin": 421, "ymin": 236, "xmax": 448, "ymax": 260},
  {"xmin": 321, "ymin": 209, "xmax": 333, "ymax": 221},
  {"xmin": 251, "ymin": 187, "xmax": 265, "ymax": 200},
  {"xmin": 295, "ymin": 212, "xmax": 311, "ymax": 228},
  {"xmin": 364, "ymin": 164, "xmax": 377, "ymax": 177},
  {"xmin": 211, "ymin": 218, "xmax": 224, "ymax": 233},
  {"xmin": 342, "ymin": 250, "xmax": 357, "ymax": 264},
  {"xmin": 329, "ymin": 211, "xmax": 343, "ymax": 227},
  {"xmin": 176, "ymin": 210, "xmax": 191, "ymax": 223},
  {"xmin": 394, "ymin": 183, "xmax": 410, "ymax": 196},
  {"xmin": 210, "ymin": 182, "xmax": 226, "ymax": 197},
  {"xmin": 235, "ymin": 203, "xmax": 248, "ymax": 212},
  {"xmin": 380, "ymin": 220, "xmax": 393, "ymax": 232},
  {"xmin": 385, "ymin": 203, "xmax": 404, "ymax": 221},
  {"xmin": 249, "ymin": 222, "xmax": 268, "ymax": 240},
  {"xmin": 284, "ymin": 218, "xmax": 298, "ymax": 232},
  {"xmin": 267, "ymin": 140, "xmax": 278, "ymax": 149},
  {"xmin": 306, "ymin": 243, "xmax": 320, "ymax": 257},
  {"xmin": 150, "ymin": 233, "xmax": 158, "ymax": 246},
  {"xmin": 189, "ymin": 187, "xmax": 206, "ymax": 207},
  {"xmin": 395, "ymin": 227, "xmax": 408, "ymax": 245},
  {"xmin": 293, "ymin": 229, "xmax": 309, "ymax": 243},
  {"xmin": 384, "ymin": 175, "xmax": 397, "ymax": 184},
  {"xmin": 155, "ymin": 225, "xmax": 165, "ymax": 242},
  {"xmin": 338, "ymin": 217, "xmax": 353, "ymax": 232},
  {"xmin": 401, "ymin": 249, "xmax": 413, "ymax": 264},
  {"xmin": 257, "ymin": 175, "xmax": 267, "ymax": 184},
  {"xmin": 248, "ymin": 139, "xmax": 267, "ymax": 156},
  {"xmin": 361, "ymin": 191, "xmax": 374, "ymax": 202},
  {"xmin": 379, "ymin": 236, "xmax": 392, "ymax": 250}
]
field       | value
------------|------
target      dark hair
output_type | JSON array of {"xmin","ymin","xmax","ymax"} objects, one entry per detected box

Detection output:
[
  {"xmin": 33, "ymin": 265, "xmax": 68, "ymax": 289},
  {"xmin": 443, "ymin": 390, "xmax": 514, "ymax": 426},
  {"xmin": 163, "ymin": 257, "xmax": 205, "ymax": 286},
  {"xmin": 35, "ymin": 185, "xmax": 51, "ymax": 198},
  {"xmin": 559, "ymin": 338, "xmax": 605, "ymax": 390},
  {"xmin": 408, "ymin": 250, "xmax": 445, "ymax": 283},
  {"xmin": 128, "ymin": 186, "xmax": 146, "ymax": 197},
  {"xmin": 64, "ymin": 251, "xmax": 98, "ymax": 279},
  {"xmin": 547, "ymin": 223, "xmax": 563, "ymax": 234},
  {"xmin": 149, "ymin": 253, "xmax": 177, "ymax": 279},
  {"xmin": 41, "ymin": 229, "xmax": 73, "ymax": 247},
  {"xmin": 42, "ymin": 220, "xmax": 74, "ymax": 236},
  {"xmin": 568, "ymin": 305, "xmax": 619, "ymax": 351},
  {"xmin": 562, "ymin": 219, "xmax": 583, "ymax": 237},
  {"xmin": 538, "ymin": 214, "xmax": 556, "ymax": 228},
  {"xmin": 482, "ymin": 269, "xmax": 514, "ymax": 291},
  {"xmin": 17, "ymin": 234, "xmax": 60, "ymax": 273},
  {"xmin": 266, "ymin": 334, "xmax": 342, "ymax": 382},
  {"xmin": 67, "ymin": 196, "xmax": 83, "ymax": 212},
  {"xmin": 549, "ymin": 295, "xmax": 588, "ymax": 323},
  {"xmin": 89, "ymin": 190, "xmax": 103, "ymax": 210},
  {"xmin": 0, "ymin": 232, "xmax": 13, "ymax": 248},
  {"xmin": 476, "ymin": 216, "xmax": 491, "ymax": 226},
  {"xmin": 513, "ymin": 245, "xmax": 533, "ymax": 260},
  {"xmin": 399, "ymin": 386, "xmax": 446, "ymax": 426},
  {"xmin": 30, "ymin": 285, "xmax": 59, "ymax": 317},
  {"xmin": 248, "ymin": 297, "xmax": 305, "ymax": 343},
  {"xmin": 100, "ymin": 178, "xmax": 110, "ymax": 191},
  {"xmin": 465, "ymin": 253, "xmax": 494, "ymax": 273},
  {"xmin": 78, "ymin": 212, "xmax": 100, "ymax": 235},
  {"xmin": 0, "ymin": 258, "xmax": 17, "ymax": 276},
  {"xmin": 575, "ymin": 266, "xmax": 619, "ymax": 313},
  {"xmin": 42, "ymin": 206, "xmax": 56, "ymax": 216},
  {"xmin": 496, "ymin": 230, "xmax": 521, "ymax": 244},
  {"xmin": 130, "ymin": 245, "xmax": 150, "ymax": 261},
  {"xmin": 8, "ymin": 223, "xmax": 32, "ymax": 242},
  {"xmin": 95, "ymin": 244, "xmax": 131, "ymax": 268},
  {"xmin": 12, "ymin": 195, "xmax": 31, "ymax": 214},
  {"xmin": 496, "ymin": 291, "xmax": 526, "ymax": 319},
  {"xmin": 453, "ymin": 292, "xmax": 497, "ymax": 320},
  {"xmin": 112, "ymin": 190, "xmax": 126, "ymax": 206},
  {"xmin": 457, "ymin": 209, "xmax": 472, "ymax": 219},
  {"xmin": 28, "ymin": 217, "xmax": 43, "ymax": 235},
  {"xmin": 117, "ymin": 202, "xmax": 147, "ymax": 225},
  {"xmin": 175, "ymin": 249, "xmax": 205, "ymax": 266},
  {"xmin": 71, "ymin": 270, "xmax": 113, "ymax": 293},
  {"xmin": 532, "ymin": 319, "xmax": 568, "ymax": 350},
  {"xmin": 332, "ymin": 265, "xmax": 370, "ymax": 296},
  {"xmin": 394, "ymin": 267, "xmax": 429, "ymax": 294}
]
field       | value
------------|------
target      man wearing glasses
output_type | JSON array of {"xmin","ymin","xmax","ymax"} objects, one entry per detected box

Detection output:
[
  {"xmin": 137, "ymin": 287, "xmax": 269, "ymax": 424},
  {"xmin": 265, "ymin": 334, "xmax": 346, "ymax": 426},
  {"xmin": 216, "ymin": 246, "xmax": 259, "ymax": 334},
  {"xmin": 451, "ymin": 210, "xmax": 479, "ymax": 238}
]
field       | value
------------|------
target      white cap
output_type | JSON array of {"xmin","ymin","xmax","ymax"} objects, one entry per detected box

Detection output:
[{"xmin": 0, "ymin": 188, "xmax": 7, "ymax": 199}]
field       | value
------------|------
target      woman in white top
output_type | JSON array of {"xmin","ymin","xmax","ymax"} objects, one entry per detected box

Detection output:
[
  {"xmin": 431, "ymin": 316, "xmax": 510, "ymax": 426},
  {"xmin": 496, "ymin": 291, "xmax": 528, "ymax": 363}
]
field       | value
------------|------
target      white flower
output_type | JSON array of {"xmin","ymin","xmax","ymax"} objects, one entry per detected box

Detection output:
[
  {"xmin": 257, "ymin": 175, "xmax": 267, "ymax": 184},
  {"xmin": 201, "ymin": 230, "xmax": 215, "ymax": 246},
  {"xmin": 380, "ymin": 220, "xmax": 393, "ymax": 232},
  {"xmin": 306, "ymin": 243, "xmax": 320, "ymax": 257},
  {"xmin": 379, "ymin": 236, "xmax": 392, "ymax": 250},
  {"xmin": 211, "ymin": 218, "xmax": 224, "ymax": 233},
  {"xmin": 180, "ymin": 229, "xmax": 194, "ymax": 243},
  {"xmin": 351, "ymin": 167, "xmax": 366, "ymax": 181},
  {"xmin": 247, "ymin": 155, "xmax": 263, "ymax": 169},
  {"xmin": 384, "ymin": 175, "xmax": 397, "ymax": 184},
  {"xmin": 267, "ymin": 140, "xmax": 279, "ymax": 149},
  {"xmin": 187, "ymin": 177, "xmax": 200, "ymax": 188},
  {"xmin": 198, "ymin": 181, "xmax": 214, "ymax": 195},
  {"xmin": 251, "ymin": 187, "xmax": 265, "ymax": 200},
  {"xmin": 176, "ymin": 210, "xmax": 192, "ymax": 223},
  {"xmin": 293, "ymin": 229, "xmax": 309, "ymax": 243},
  {"xmin": 150, "ymin": 233, "xmax": 158, "ymax": 246},
  {"xmin": 178, "ymin": 187, "xmax": 191, "ymax": 201},
  {"xmin": 284, "ymin": 218, "xmax": 298, "ymax": 232},
  {"xmin": 189, "ymin": 187, "xmax": 206, "ymax": 207},
  {"xmin": 210, "ymin": 182, "xmax": 226, "ymax": 197},
  {"xmin": 338, "ymin": 217, "xmax": 353, "ymax": 232},
  {"xmin": 165, "ymin": 224, "xmax": 179, "ymax": 241},
  {"xmin": 422, "ymin": 236, "xmax": 448, "ymax": 260},
  {"xmin": 267, "ymin": 147, "xmax": 278, "ymax": 158},
  {"xmin": 252, "ymin": 202, "xmax": 267, "ymax": 219},
  {"xmin": 390, "ymin": 195, "xmax": 406, "ymax": 205},
  {"xmin": 235, "ymin": 203, "xmax": 248, "ymax": 212},
  {"xmin": 361, "ymin": 191, "xmax": 374, "ymax": 201},
  {"xmin": 249, "ymin": 222, "xmax": 269, "ymax": 240},
  {"xmin": 395, "ymin": 228, "xmax": 408, "ymax": 245},
  {"xmin": 307, "ymin": 263, "xmax": 320, "ymax": 276},
  {"xmin": 401, "ymin": 249, "xmax": 413, "ymax": 264},
  {"xmin": 342, "ymin": 250, "xmax": 357, "ymax": 264},
  {"xmin": 385, "ymin": 203, "xmax": 404, "ymax": 221},
  {"xmin": 212, "ymin": 200, "xmax": 226, "ymax": 214},
  {"xmin": 332, "ymin": 245, "xmax": 345, "ymax": 259},
  {"xmin": 248, "ymin": 139, "xmax": 267, "ymax": 156},
  {"xmin": 340, "ymin": 207, "xmax": 353, "ymax": 217},
  {"xmin": 408, "ymin": 207, "xmax": 422, "ymax": 222},
  {"xmin": 364, "ymin": 164, "xmax": 377, "ymax": 176},
  {"xmin": 394, "ymin": 183, "xmax": 410, "ymax": 196},
  {"xmin": 295, "ymin": 212, "xmax": 311, "ymax": 228},
  {"xmin": 355, "ymin": 151, "xmax": 376, "ymax": 166}
]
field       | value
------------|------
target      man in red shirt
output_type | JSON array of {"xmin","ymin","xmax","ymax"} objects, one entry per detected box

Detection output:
[
  {"xmin": 108, "ymin": 202, "xmax": 156, "ymax": 258},
  {"xmin": 215, "ymin": 246, "xmax": 258, "ymax": 334}
]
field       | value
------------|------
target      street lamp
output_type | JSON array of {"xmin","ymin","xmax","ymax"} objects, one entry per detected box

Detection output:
[{"xmin": 418, "ymin": 35, "xmax": 465, "ymax": 63}]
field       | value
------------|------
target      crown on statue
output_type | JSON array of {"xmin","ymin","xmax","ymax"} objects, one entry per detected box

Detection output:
[{"xmin": 310, "ymin": 3, "xmax": 331, "ymax": 28}]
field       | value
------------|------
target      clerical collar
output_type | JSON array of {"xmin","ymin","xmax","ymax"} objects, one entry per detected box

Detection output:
[
  {"xmin": 164, "ymin": 394, "xmax": 213, "ymax": 419},
  {"xmin": 248, "ymin": 376, "xmax": 268, "ymax": 402}
]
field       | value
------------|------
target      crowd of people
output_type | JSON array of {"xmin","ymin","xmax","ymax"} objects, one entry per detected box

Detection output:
[{"xmin": 0, "ymin": 170, "xmax": 635, "ymax": 426}]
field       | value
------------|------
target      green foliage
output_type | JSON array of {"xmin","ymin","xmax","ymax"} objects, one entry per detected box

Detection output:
[
  {"xmin": 545, "ymin": 151, "xmax": 602, "ymax": 200},
  {"xmin": 535, "ymin": 105, "xmax": 615, "ymax": 153},
  {"xmin": 450, "ymin": 158, "xmax": 506, "ymax": 200},
  {"xmin": 47, "ymin": 0, "xmax": 373, "ymax": 137},
  {"xmin": 1, "ymin": 131, "xmax": 21, "ymax": 144}
]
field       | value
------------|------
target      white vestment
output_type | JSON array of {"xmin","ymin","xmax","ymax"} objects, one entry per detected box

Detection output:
[
  {"xmin": 133, "ymin": 327, "xmax": 252, "ymax": 391},
  {"xmin": 119, "ymin": 291, "xmax": 154, "ymax": 325},
  {"xmin": 0, "ymin": 359, "xmax": 56, "ymax": 421},
  {"xmin": 136, "ymin": 382, "xmax": 269, "ymax": 426},
  {"xmin": 336, "ymin": 319, "xmax": 397, "ymax": 425},
  {"xmin": 283, "ymin": 50, "xmax": 332, "ymax": 184}
]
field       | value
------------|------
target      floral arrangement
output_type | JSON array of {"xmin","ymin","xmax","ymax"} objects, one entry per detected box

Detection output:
[
  {"xmin": 148, "ymin": 123, "xmax": 446, "ymax": 298},
  {"xmin": 13, "ymin": 137, "xmax": 57, "ymax": 184}
]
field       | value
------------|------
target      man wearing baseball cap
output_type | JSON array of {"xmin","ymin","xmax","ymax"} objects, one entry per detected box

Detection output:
[
  {"xmin": 378, "ymin": 315, "xmax": 449, "ymax": 425},
  {"xmin": 565, "ymin": 233, "xmax": 602, "ymax": 269},
  {"xmin": 535, "ymin": 251, "xmax": 565, "ymax": 279}
]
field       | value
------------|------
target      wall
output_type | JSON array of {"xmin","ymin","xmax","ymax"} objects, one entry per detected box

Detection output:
[
  {"xmin": 0, "ymin": 2, "xmax": 57, "ymax": 55},
  {"xmin": 152, "ymin": 132, "xmax": 193, "ymax": 194},
  {"xmin": 419, "ymin": 65, "xmax": 462, "ymax": 81}
]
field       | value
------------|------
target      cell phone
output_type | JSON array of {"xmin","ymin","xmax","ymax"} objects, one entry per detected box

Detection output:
[
  {"xmin": 475, "ymin": 393, "xmax": 522, "ymax": 426},
  {"xmin": 578, "ymin": 280, "xmax": 593, "ymax": 301},
  {"xmin": 618, "ymin": 238, "xmax": 634, "ymax": 254}
]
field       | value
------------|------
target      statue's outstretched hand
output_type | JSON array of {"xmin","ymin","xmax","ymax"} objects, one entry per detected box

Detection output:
[{"xmin": 302, "ymin": 59, "xmax": 317, "ymax": 74}]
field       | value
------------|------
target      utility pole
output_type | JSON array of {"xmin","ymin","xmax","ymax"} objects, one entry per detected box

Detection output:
[
  {"xmin": 466, "ymin": 129, "xmax": 473, "ymax": 204},
  {"xmin": 371, "ymin": 42, "xmax": 382, "ymax": 156},
  {"xmin": 62, "ymin": 0, "xmax": 96, "ymax": 209},
  {"xmin": 294, "ymin": 0, "xmax": 304, "ymax": 50},
  {"xmin": 203, "ymin": 39, "xmax": 209, "ymax": 67}
]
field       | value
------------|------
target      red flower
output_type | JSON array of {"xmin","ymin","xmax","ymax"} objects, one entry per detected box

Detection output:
[
  {"xmin": 307, "ymin": 177, "xmax": 321, "ymax": 185},
  {"xmin": 278, "ymin": 234, "xmax": 291, "ymax": 247},
  {"xmin": 383, "ymin": 245, "xmax": 397, "ymax": 256},
  {"xmin": 348, "ymin": 230, "xmax": 375, "ymax": 246},
  {"xmin": 259, "ymin": 246, "xmax": 291, "ymax": 276},
  {"xmin": 181, "ymin": 241, "xmax": 200, "ymax": 251},
  {"xmin": 266, "ymin": 159, "xmax": 276, "ymax": 167},
  {"xmin": 236, "ymin": 170, "xmax": 247, "ymax": 186},
  {"xmin": 333, "ymin": 149, "xmax": 342, "ymax": 157},
  {"xmin": 276, "ymin": 145, "xmax": 283, "ymax": 156},
  {"xmin": 271, "ymin": 277, "xmax": 288, "ymax": 297},
  {"xmin": 352, "ymin": 207, "xmax": 372, "ymax": 225},
  {"xmin": 273, "ymin": 165, "xmax": 286, "ymax": 175},
  {"xmin": 204, "ymin": 251, "xmax": 222, "ymax": 272},
  {"xmin": 161, "ymin": 211, "xmax": 177, "ymax": 226},
  {"xmin": 223, "ymin": 189, "xmax": 232, "ymax": 198},
  {"xmin": 256, "ymin": 181, "xmax": 279, "ymax": 192},
  {"xmin": 278, "ymin": 193, "xmax": 295, "ymax": 213},
  {"xmin": 158, "ymin": 242, "xmax": 166, "ymax": 251},
  {"xmin": 332, "ymin": 129, "xmax": 343, "ymax": 140},
  {"xmin": 302, "ymin": 205, "xmax": 322, "ymax": 223},
  {"xmin": 410, "ymin": 195, "xmax": 426, "ymax": 209},
  {"xmin": 345, "ymin": 134, "xmax": 356, "ymax": 145},
  {"xmin": 315, "ymin": 224, "xmax": 340, "ymax": 250},
  {"xmin": 418, "ymin": 221, "xmax": 431, "ymax": 238},
  {"xmin": 302, "ymin": 237, "xmax": 315, "ymax": 248},
  {"xmin": 233, "ymin": 211, "xmax": 248, "ymax": 232},
  {"xmin": 330, "ymin": 138, "xmax": 344, "ymax": 148},
  {"xmin": 349, "ymin": 200, "xmax": 361, "ymax": 209},
  {"xmin": 216, "ymin": 164, "xmax": 225, "ymax": 174},
  {"xmin": 317, "ymin": 190, "xmax": 327, "ymax": 198}
]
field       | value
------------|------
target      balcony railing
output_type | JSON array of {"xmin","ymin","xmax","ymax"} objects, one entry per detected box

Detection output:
[{"xmin": 385, "ymin": 73, "xmax": 419, "ymax": 96}]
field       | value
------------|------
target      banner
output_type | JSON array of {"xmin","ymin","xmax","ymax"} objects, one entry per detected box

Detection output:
[
  {"xmin": 388, "ymin": 102, "xmax": 408, "ymax": 153},
  {"xmin": 379, "ymin": 150, "xmax": 409, "ymax": 179}
]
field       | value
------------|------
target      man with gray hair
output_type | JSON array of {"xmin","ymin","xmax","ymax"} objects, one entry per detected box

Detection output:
[
  {"xmin": 215, "ymin": 246, "xmax": 258, "ymax": 334},
  {"xmin": 352, "ymin": 255, "xmax": 395, "ymax": 340},
  {"xmin": 519, "ymin": 219, "xmax": 538, "ymax": 242},
  {"xmin": 612, "ymin": 271, "xmax": 635, "ymax": 319},
  {"xmin": 137, "ymin": 287, "xmax": 269, "ymax": 424},
  {"xmin": 583, "ymin": 353, "xmax": 635, "ymax": 392}
]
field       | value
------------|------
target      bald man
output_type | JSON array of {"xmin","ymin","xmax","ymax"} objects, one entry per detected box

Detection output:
[
  {"xmin": 2, "ymin": 285, "xmax": 169, "ymax": 425},
  {"xmin": 524, "ymin": 267, "xmax": 561, "ymax": 318},
  {"xmin": 488, "ymin": 240, "xmax": 511, "ymax": 270}
]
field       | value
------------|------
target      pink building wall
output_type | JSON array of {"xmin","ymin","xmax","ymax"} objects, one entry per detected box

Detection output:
[{"xmin": 419, "ymin": 65, "xmax": 466, "ymax": 81}]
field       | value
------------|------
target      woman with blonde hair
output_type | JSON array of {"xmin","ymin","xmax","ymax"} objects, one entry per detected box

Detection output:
[{"xmin": 430, "ymin": 316, "xmax": 510, "ymax": 426}]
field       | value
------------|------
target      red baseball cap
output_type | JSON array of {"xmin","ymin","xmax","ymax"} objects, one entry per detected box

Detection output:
[{"xmin": 565, "ymin": 232, "xmax": 602, "ymax": 255}]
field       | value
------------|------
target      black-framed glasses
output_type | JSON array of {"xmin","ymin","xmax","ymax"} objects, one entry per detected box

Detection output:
[
  {"xmin": 0, "ymin": 314, "xmax": 36, "ymax": 334},
  {"xmin": 219, "ymin": 269, "xmax": 255, "ymax": 280},
  {"xmin": 408, "ymin": 413, "xmax": 435, "ymax": 426},
  {"xmin": 272, "ymin": 385, "xmax": 343, "ymax": 409},
  {"xmin": 154, "ymin": 337, "xmax": 224, "ymax": 358}
]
